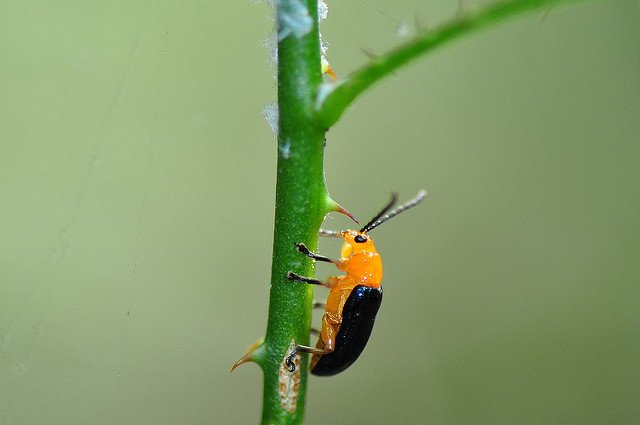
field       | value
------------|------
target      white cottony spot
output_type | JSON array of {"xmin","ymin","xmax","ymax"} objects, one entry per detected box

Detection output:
[
  {"xmin": 318, "ymin": 0, "xmax": 328, "ymax": 21},
  {"xmin": 277, "ymin": 0, "xmax": 313, "ymax": 41},
  {"xmin": 262, "ymin": 102, "xmax": 279, "ymax": 135}
]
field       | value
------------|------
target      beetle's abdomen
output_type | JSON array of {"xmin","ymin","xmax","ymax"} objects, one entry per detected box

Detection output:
[{"xmin": 311, "ymin": 285, "xmax": 383, "ymax": 376}]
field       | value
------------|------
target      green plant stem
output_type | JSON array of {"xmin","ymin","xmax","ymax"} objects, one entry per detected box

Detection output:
[
  {"xmin": 315, "ymin": 0, "xmax": 587, "ymax": 128},
  {"xmin": 260, "ymin": 1, "xmax": 327, "ymax": 424},
  {"xmin": 255, "ymin": 0, "xmax": 590, "ymax": 423}
]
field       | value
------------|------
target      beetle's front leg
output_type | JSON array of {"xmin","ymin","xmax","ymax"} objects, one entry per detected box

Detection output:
[
  {"xmin": 318, "ymin": 229, "xmax": 341, "ymax": 238},
  {"xmin": 285, "ymin": 242, "xmax": 339, "ymax": 285},
  {"xmin": 294, "ymin": 242, "xmax": 337, "ymax": 264}
]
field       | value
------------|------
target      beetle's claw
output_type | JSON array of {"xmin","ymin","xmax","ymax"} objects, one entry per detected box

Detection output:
[
  {"xmin": 295, "ymin": 242, "xmax": 311, "ymax": 256},
  {"xmin": 285, "ymin": 351, "xmax": 298, "ymax": 372}
]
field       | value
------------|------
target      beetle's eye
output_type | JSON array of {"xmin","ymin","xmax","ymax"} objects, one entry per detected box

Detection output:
[{"xmin": 354, "ymin": 235, "xmax": 367, "ymax": 243}]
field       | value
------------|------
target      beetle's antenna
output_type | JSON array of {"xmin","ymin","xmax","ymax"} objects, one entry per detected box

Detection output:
[
  {"xmin": 359, "ymin": 193, "xmax": 398, "ymax": 233},
  {"xmin": 361, "ymin": 190, "xmax": 427, "ymax": 233}
]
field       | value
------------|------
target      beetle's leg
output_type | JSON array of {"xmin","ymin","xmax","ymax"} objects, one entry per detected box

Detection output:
[
  {"xmin": 285, "ymin": 344, "xmax": 332, "ymax": 372},
  {"xmin": 295, "ymin": 242, "xmax": 337, "ymax": 264},
  {"xmin": 297, "ymin": 345, "xmax": 331, "ymax": 356},
  {"xmin": 319, "ymin": 229, "xmax": 341, "ymax": 238},
  {"xmin": 286, "ymin": 271, "xmax": 331, "ymax": 287},
  {"xmin": 310, "ymin": 327, "xmax": 320, "ymax": 336},
  {"xmin": 285, "ymin": 349, "xmax": 298, "ymax": 372}
]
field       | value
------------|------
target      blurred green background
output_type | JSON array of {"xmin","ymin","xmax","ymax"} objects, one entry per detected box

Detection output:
[{"xmin": 1, "ymin": 1, "xmax": 638, "ymax": 424}]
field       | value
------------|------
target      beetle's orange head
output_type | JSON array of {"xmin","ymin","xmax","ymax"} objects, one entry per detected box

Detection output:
[{"xmin": 340, "ymin": 229, "xmax": 376, "ymax": 258}]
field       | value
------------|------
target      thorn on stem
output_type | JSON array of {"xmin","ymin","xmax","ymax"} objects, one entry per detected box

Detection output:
[{"xmin": 230, "ymin": 338, "xmax": 265, "ymax": 372}]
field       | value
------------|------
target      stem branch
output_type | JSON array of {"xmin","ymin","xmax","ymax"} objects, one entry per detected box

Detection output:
[{"xmin": 316, "ymin": 0, "xmax": 587, "ymax": 128}]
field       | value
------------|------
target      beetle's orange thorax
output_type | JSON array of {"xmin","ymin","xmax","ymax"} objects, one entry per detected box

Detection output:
[{"xmin": 336, "ymin": 230, "xmax": 383, "ymax": 288}]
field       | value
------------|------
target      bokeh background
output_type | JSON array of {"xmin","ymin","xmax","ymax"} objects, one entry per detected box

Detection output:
[{"xmin": 1, "ymin": 1, "xmax": 638, "ymax": 424}]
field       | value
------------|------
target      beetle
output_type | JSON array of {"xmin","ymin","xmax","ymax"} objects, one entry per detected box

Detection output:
[{"xmin": 285, "ymin": 190, "xmax": 427, "ymax": 376}]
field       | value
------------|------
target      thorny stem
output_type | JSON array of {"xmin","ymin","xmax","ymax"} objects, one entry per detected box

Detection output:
[
  {"xmin": 241, "ymin": 0, "xmax": 591, "ymax": 424},
  {"xmin": 259, "ymin": 1, "xmax": 330, "ymax": 424}
]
